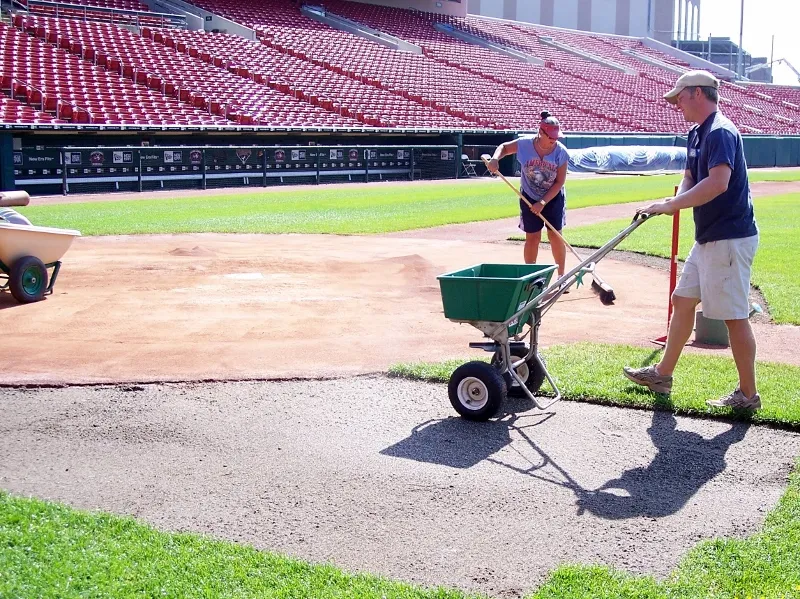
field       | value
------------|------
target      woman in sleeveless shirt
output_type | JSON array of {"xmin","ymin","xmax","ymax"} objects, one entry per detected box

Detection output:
[{"xmin": 487, "ymin": 111, "xmax": 569, "ymax": 278}]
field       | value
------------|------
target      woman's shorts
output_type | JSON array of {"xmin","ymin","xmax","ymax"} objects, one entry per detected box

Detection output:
[{"xmin": 518, "ymin": 190, "xmax": 566, "ymax": 234}]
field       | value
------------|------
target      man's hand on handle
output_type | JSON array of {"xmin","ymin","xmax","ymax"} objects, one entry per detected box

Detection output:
[{"xmin": 637, "ymin": 198, "xmax": 677, "ymax": 217}]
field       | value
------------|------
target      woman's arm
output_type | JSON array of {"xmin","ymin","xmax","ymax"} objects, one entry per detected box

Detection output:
[{"xmin": 487, "ymin": 139, "xmax": 519, "ymax": 173}]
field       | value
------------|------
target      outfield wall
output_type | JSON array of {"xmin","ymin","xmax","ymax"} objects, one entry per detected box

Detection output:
[{"xmin": 3, "ymin": 130, "xmax": 799, "ymax": 192}]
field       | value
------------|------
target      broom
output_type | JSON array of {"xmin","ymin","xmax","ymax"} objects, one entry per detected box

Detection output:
[{"xmin": 481, "ymin": 155, "xmax": 616, "ymax": 305}]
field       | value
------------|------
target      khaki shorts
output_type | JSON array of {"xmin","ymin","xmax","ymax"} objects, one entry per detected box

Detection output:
[{"xmin": 674, "ymin": 235, "xmax": 758, "ymax": 320}]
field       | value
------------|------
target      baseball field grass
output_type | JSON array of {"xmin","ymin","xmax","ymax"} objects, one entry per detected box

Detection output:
[
  {"xmin": 6, "ymin": 171, "xmax": 799, "ymax": 599},
  {"xmin": 18, "ymin": 175, "xmax": 683, "ymax": 236},
  {"xmin": 557, "ymin": 193, "xmax": 800, "ymax": 325},
  {"xmin": 390, "ymin": 342, "xmax": 800, "ymax": 427},
  {"xmin": 748, "ymin": 169, "xmax": 800, "ymax": 183}
]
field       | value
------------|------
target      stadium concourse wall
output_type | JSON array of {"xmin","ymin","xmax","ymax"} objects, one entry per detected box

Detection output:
[{"xmin": 2, "ymin": 128, "xmax": 799, "ymax": 193}]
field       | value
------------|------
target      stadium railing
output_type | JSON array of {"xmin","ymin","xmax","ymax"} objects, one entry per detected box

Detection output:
[{"xmin": 18, "ymin": 0, "xmax": 187, "ymax": 29}]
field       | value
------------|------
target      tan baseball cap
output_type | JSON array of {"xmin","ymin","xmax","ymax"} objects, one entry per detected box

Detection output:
[{"xmin": 663, "ymin": 70, "xmax": 720, "ymax": 104}]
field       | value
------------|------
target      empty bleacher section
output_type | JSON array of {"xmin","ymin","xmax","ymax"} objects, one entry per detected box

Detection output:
[
  {"xmin": 2, "ymin": 18, "xmax": 229, "ymax": 124},
  {"xmin": 19, "ymin": 0, "xmax": 186, "ymax": 28},
  {"xmin": 180, "ymin": 0, "xmax": 616, "ymax": 131},
  {"xmin": 2, "ymin": 0, "xmax": 800, "ymax": 195},
  {"xmin": 323, "ymin": 1, "xmax": 682, "ymax": 133},
  {"xmin": 142, "ymin": 28, "xmax": 473, "ymax": 128},
  {"xmin": 324, "ymin": 3, "xmax": 800, "ymax": 135},
  {"xmin": 178, "ymin": 0, "xmax": 799, "ymax": 135},
  {"xmin": 7, "ymin": 13, "xmax": 370, "ymax": 126},
  {"xmin": 457, "ymin": 17, "xmax": 800, "ymax": 134},
  {"xmin": 0, "ymin": 91, "xmax": 60, "ymax": 124},
  {"xmin": 26, "ymin": 0, "xmax": 153, "ymax": 12},
  {"xmin": 2, "ymin": 0, "xmax": 798, "ymax": 133}
]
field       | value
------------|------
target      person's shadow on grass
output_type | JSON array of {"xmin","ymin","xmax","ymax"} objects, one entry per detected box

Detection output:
[{"xmin": 575, "ymin": 408, "xmax": 750, "ymax": 519}]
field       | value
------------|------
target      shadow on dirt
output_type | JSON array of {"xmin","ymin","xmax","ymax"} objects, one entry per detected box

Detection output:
[{"xmin": 384, "ymin": 401, "xmax": 749, "ymax": 520}]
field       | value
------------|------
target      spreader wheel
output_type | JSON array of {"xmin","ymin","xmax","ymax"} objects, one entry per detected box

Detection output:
[
  {"xmin": 448, "ymin": 361, "xmax": 507, "ymax": 421},
  {"xmin": 491, "ymin": 346, "xmax": 547, "ymax": 397}
]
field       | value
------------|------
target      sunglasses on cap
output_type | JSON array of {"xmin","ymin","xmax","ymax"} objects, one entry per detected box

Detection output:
[{"xmin": 539, "ymin": 124, "xmax": 560, "ymax": 140}]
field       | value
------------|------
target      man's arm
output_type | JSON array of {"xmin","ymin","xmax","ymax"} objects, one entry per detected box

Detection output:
[{"xmin": 677, "ymin": 169, "xmax": 695, "ymax": 195}]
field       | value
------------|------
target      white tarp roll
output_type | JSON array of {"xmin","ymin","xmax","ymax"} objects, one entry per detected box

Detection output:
[{"xmin": 567, "ymin": 146, "xmax": 687, "ymax": 173}]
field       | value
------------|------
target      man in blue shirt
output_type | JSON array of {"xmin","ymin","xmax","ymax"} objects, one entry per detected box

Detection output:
[{"xmin": 623, "ymin": 70, "xmax": 761, "ymax": 410}]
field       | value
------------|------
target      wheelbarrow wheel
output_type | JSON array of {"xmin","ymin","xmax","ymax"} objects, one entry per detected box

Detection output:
[
  {"xmin": 491, "ymin": 346, "xmax": 546, "ymax": 397},
  {"xmin": 9, "ymin": 255, "xmax": 48, "ymax": 304},
  {"xmin": 448, "ymin": 361, "xmax": 507, "ymax": 421}
]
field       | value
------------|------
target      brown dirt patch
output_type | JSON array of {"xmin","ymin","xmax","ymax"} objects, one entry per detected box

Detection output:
[
  {"xmin": 5, "ymin": 175, "xmax": 797, "ymax": 385},
  {"xmin": 2, "ymin": 231, "xmax": 797, "ymax": 386}
]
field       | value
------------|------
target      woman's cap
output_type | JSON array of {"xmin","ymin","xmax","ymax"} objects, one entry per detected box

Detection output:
[{"xmin": 539, "ymin": 116, "xmax": 563, "ymax": 139}]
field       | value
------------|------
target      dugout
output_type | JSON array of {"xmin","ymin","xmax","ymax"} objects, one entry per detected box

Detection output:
[{"xmin": 5, "ymin": 127, "xmax": 800, "ymax": 193}]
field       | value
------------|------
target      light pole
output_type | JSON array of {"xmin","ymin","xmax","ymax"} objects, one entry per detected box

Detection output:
[{"xmin": 737, "ymin": 0, "xmax": 744, "ymax": 78}]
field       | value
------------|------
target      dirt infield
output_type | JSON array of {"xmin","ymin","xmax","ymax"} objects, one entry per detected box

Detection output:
[
  {"xmin": 1, "ymin": 232, "xmax": 677, "ymax": 384},
  {"xmin": 3, "ymin": 179, "xmax": 800, "ymax": 386},
  {"xmin": 1, "ymin": 234, "xmax": 797, "ymax": 385}
]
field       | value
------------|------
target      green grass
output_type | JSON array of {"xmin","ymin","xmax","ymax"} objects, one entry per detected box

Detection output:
[
  {"xmin": 389, "ymin": 342, "xmax": 800, "ymax": 427},
  {"xmin": 551, "ymin": 194, "xmax": 800, "ymax": 325},
  {"xmin": 18, "ymin": 176, "xmax": 681, "ymax": 236},
  {"xmin": 0, "ymin": 491, "xmax": 474, "ymax": 599},
  {"xmin": 749, "ymin": 169, "xmax": 800, "ymax": 183}
]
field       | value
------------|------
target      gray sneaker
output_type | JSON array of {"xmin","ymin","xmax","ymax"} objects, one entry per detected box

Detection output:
[
  {"xmin": 706, "ymin": 388, "xmax": 761, "ymax": 410},
  {"xmin": 622, "ymin": 365, "xmax": 673, "ymax": 394}
]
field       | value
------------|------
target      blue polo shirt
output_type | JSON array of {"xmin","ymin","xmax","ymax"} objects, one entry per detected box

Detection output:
[{"xmin": 686, "ymin": 111, "xmax": 758, "ymax": 244}]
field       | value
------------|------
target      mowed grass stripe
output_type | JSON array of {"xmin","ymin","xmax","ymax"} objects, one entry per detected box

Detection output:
[
  {"xmin": 18, "ymin": 175, "xmax": 682, "ymax": 236},
  {"xmin": 0, "ymin": 491, "xmax": 472, "ymax": 599},
  {"xmin": 749, "ymin": 169, "xmax": 800, "ymax": 182},
  {"xmin": 389, "ymin": 342, "xmax": 800, "ymax": 427},
  {"xmin": 557, "ymin": 194, "xmax": 800, "ymax": 325}
]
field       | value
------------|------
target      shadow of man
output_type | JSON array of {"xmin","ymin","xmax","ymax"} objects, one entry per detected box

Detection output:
[
  {"xmin": 576, "ymin": 409, "xmax": 750, "ymax": 519},
  {"xmin": 381, "ymin": 405, "xmax": 555, "ymax": 469}
]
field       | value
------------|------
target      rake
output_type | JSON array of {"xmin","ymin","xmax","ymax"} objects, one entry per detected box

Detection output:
[{"xmin": 481, "ymin": 155, "xmax": 616, "ymax": 304}]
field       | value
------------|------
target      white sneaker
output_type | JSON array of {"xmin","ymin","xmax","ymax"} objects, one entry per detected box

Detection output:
[{"xmin": 706, "ymin": 387, "xmax": 761, "ymax": 410}]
